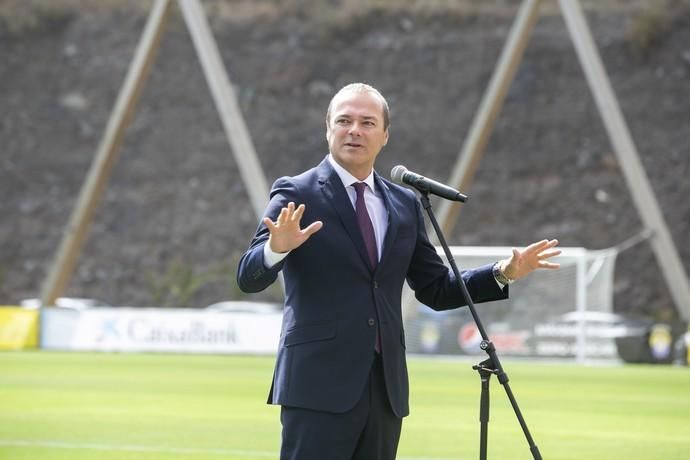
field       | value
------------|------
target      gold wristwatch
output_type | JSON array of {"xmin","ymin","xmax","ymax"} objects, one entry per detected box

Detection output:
[{"xmin": 493, "ymin": 262, "xmax": 515, "ymax": 285}]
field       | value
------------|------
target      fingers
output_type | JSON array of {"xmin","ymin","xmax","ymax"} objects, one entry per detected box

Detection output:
[
  {"xmin": 291, "ymin": 203, "xmax": 306, "ymax": 222},
  {"xmin": 525, "ymin": 238, "xmax": 559, "ymax": 254},
  {"xmin": 276, "ymin": 204, "xmax": 290, "ymax": 225},
  {"xmin": 265, "ymin": 202, "xmax": 320, "ymax": 236},
  {"xmin": 303, "ymin": 221, "xmax": 323, "ymax": 236},
  {"xmin": 538, "ymin": 249, "xmax": 562, "ymax": 260},
  {"xmin": 263, "ymin": 216, "xmax": 276, "ymax": 231},
  {"xmin": 538, "ymin": 261, "xmax": 561, "ymax": 269},
  {"xmin": 534, "ymin": 240, "xmax": 561, "ymax": 269},
  {"xmin": 271, "ymin": 202, "xmax": 297, "ymax": 227},
  {"xmin": 545, "ymin": 238, "xmax": 559, "ymax": 248},
  {"xmin": 524, "ymin": 239, "xmax": 547, "ymax": 252}
]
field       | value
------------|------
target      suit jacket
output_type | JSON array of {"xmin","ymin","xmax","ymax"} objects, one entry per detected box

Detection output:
[{"xmin": 237, "ymin": 157, "xmax": 507, "ymax": 417}]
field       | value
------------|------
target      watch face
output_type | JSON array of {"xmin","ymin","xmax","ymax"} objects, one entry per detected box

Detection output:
[{"xmin": 493, "ymin": 262, "xmax": 512, "ymax": 285}]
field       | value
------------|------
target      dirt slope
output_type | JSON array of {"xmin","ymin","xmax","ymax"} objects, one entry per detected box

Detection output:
[{"xmin": 1, "ymin": 1, "xmax": 688, "ymax": 320}]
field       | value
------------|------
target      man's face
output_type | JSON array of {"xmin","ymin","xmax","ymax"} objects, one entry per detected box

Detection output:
[{"xmin": 326, "ymin": 90, "xmax": 389, "ymax": 180}]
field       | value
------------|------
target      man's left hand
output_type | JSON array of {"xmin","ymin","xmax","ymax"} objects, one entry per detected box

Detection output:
[{"xmin": 499, "ymin": 239, "xmax": 561, "ymax": 282}]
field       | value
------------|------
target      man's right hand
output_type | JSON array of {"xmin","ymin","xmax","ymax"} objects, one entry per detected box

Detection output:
[{"xmin": 263, "ymin": 202, "xmax": 323, "ymax": 253}]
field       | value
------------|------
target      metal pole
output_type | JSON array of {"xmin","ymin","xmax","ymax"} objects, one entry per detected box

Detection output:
[
  {"xmin": 434, "ymin": 0, "xmax": 543, "ymax": 240},
  {"xmin": 405, "ymin": 0, "xmax": 543, "ymax": 324},
  {"xmin": 575, "ymin": 249, "xmax": 587, "ymax": 362},
  {"xmin": 558, "ymin": 0, "xmax": 690, "ymax": 320},
  {"xmin": 40, "ymin": 0, "xmax": 173, "ymax": 307},
  {"xmin": 178, "ymin": 0, "xmax": 270, "ymax": 219}
]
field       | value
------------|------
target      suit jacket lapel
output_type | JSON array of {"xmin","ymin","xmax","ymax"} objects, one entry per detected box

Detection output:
[
  {"xmin": 317, "ymin": 159, "xmax": 373, "ymax": 273},
  {"xmin": 375, "ymin": 173, "xmax": 399, "ymax": 268}
]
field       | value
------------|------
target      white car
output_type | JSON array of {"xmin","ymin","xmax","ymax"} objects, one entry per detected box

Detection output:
[
  {"xmin": 20, "ymin": 297, "xmax": 111, "ymax": 310},
  {"xmin": 204, "ymin": 301, "xmax": 282, "ymax": 314}
]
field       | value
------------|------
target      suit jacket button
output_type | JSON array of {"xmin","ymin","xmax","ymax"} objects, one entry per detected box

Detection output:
[{"xmin": 368, "ymin": 318, "xmax": 375, "ymax": 327}]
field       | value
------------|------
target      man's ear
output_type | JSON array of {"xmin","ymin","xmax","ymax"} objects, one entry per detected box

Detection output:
[
  {"xmin": 383, "ymin": 129, "xmax": 389, "ymax": 146},
  {"xmin": 326, "ymin": 120, "xmax": 333, "ymax": 143}
]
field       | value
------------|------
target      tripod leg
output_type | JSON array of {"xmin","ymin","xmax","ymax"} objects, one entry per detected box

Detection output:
[{"xmin": 478, "ymin": 369, "xmax": 491, "ymax": 460}]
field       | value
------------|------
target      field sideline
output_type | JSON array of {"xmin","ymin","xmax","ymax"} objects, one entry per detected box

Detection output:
[{"xmin": 1, "ymin": 351, "xmax": 689, "ymax": 459}]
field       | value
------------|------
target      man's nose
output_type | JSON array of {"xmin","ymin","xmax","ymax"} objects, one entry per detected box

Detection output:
[{"xmin": 348, "ymin": 122, "xmax": 362, "ymax": 136}]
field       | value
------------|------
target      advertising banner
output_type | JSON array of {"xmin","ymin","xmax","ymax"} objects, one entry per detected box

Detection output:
[
  {"xmin": 0, "ymin": 307, "xmax": 38, "ymax": 350},
  {"xmin": 43, "ymin": 307, "xmax": 282, "ymax": 354}
]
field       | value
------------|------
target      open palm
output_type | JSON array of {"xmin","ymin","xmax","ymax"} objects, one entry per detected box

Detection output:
[
  {"xmin": 263, "ymin": 202, "xmax": 323, "ymax": 254},
  {"xmin": 501, "ymin": 239, "xmax": 561, "ymax": 281}
]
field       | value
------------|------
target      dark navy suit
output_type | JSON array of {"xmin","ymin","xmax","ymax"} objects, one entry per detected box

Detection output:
[{"xmin": 237, "ymin": 157, "xmax": 507, "ymax": 454}]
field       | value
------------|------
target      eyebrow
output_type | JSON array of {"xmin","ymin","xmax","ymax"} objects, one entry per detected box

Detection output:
[{"xmin": 335, "ymin": 114, "xmax": 379, "ymax": 121}]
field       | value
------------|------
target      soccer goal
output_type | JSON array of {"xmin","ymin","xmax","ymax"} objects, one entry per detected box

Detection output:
[{"xmin": 402, "ymin": 246, "xmax": 645, "ymax": 362}]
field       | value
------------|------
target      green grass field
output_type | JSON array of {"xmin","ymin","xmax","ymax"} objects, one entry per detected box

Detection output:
[{"xmin": 1, "ymin": 351, "xmax": 689, "ymax": 459}]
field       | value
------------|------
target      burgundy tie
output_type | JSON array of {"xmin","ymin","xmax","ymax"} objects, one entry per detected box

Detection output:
[
  {"xmin": 353, "ymin": 182, "xmax": 378, "ymax": 270},
  {"xmin": 353, "ymin": 182, "xmax": 381, "ymax": 353}
]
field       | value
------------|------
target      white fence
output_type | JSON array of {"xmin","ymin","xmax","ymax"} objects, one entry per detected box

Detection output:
[
  {"xmin": 35, "ymin": 245, "xmax": 658, "ymax": 362},
  {"xmin": 42, "ymin": 307, "xmax": 282, "ymax": 354}
]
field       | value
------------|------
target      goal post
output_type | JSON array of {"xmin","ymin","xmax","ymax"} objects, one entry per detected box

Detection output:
[{"xmin": 402, "ymin": 246, "xmax": 643, "ymax": 363}]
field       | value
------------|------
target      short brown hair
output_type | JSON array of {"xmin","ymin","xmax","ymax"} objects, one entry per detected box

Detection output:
[{"xmin": 326, "ymin": 83, "xmax": 390, "ymax": 130}]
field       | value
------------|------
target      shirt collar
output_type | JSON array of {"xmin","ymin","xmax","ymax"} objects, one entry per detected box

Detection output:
[{"xmin": 327, "ymin": 154, "xmax": 376, "ymax": 191}]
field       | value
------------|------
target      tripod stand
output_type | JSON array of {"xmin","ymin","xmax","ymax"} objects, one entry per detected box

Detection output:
[{"xmin": 417, "ymin": 191, "xmax": 542, "ymax": 460}]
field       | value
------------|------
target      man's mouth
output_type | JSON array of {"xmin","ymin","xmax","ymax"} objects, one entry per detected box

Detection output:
[{"xmin": 345, "ymin": 142, "xmax": 363, "ymax": 148}]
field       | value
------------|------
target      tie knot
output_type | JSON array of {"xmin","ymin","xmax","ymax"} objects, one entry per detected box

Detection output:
[{"xmin": 353, "ymin": 182, "xmax": 368, "ymax": 197}]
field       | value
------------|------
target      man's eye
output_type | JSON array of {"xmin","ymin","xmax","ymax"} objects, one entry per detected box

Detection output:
[{"xmin": 336, "ymin": 118, "xmax": 350, "ymax": 125}]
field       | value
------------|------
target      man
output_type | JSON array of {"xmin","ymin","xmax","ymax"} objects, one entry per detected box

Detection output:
[{"xmin": 237, "ymin": 83, "xmax": 560, "ymax": 460}]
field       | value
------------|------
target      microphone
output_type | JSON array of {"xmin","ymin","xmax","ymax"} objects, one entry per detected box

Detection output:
[{"xmin": 390, "ymin": 165, "xmax": 468, "ymax": 202}]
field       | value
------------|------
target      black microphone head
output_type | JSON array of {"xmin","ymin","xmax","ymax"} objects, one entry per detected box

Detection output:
[{"xmin": 390, "ymin": 165, "xmax": 408, "ymax": 184}]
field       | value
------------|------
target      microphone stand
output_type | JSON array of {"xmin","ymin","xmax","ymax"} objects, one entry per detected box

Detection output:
[{"xmin": 417, "ymin": 190, "xmax": 542, "ymax": 460}]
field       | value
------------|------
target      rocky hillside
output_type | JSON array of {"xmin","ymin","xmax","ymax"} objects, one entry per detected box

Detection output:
[{"xmin": 1, "ymin": 0, "xmax": 688, "ymax": 320}]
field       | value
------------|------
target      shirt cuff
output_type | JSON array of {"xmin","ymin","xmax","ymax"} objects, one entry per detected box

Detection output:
[{"xmin": 263, "ymin": 242, "xmax": 289, "ymax": 269}]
